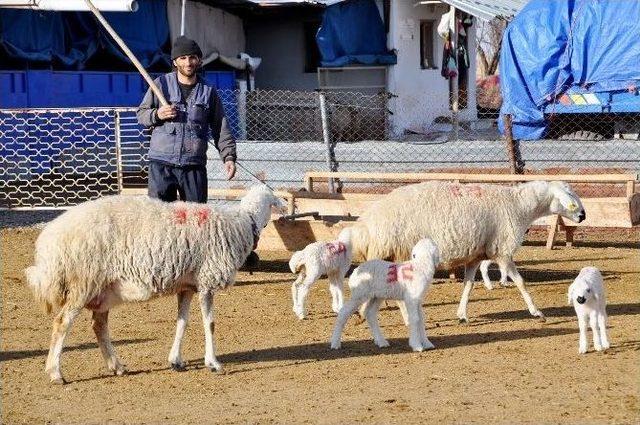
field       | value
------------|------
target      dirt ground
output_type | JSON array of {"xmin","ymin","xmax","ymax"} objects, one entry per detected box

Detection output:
[{"xmin": 2, "ymin": 226, "xmax": 639, "ymax": 424}]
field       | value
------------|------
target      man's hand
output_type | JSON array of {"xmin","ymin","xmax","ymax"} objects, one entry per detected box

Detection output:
[
  {"xmin": 156, "ymin": 104, "xmax": 177, "ymax": 121},
  {"xmin": 224, "ymin": 160, "xmax": 236, "ymax": 180}
]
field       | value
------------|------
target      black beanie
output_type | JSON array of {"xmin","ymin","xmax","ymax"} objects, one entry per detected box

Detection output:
[{"xmin": 171, "ymin": 36, "xmax": 202, "ymax": 60}]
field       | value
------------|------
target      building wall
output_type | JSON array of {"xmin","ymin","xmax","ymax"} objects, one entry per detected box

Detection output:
[
  {"xmin": 388, "ymin": 1, "xmax": 478, "ymax": 135},
  {"xmin": 245, "ymin": 19, "xmax": 319, "ymax": 90}
]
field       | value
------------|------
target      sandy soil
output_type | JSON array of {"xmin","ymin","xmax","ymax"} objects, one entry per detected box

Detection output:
[{"xmin": 2, "ymin": 227, "xmax": 639, "ymax": 424}]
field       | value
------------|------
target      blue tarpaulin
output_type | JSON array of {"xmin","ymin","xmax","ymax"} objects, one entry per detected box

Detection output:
[
  {"xmin": 0, "ymin": 0, "xmax": 169, "ymax": 69},
  {"xmin": 499, "ymin": 0, "xmax": 640, "ymax": 140},
  {"xmin": 316, "ymin": 0, "xmax": 396, "ymax": 67}
]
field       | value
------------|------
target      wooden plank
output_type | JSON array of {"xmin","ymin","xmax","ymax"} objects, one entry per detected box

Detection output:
[
  {"xmin": 305, "ymin": 171, "xmax": 638, "ymax": 185},
  {"xmin": 257, "ymin": 219, "xmax": 349, "ymax": 251},
  {"xmin": 627, "ymin": 180, "xmax": 635, "ymax": 199},
  {"xmin": 295, "ymin": 196, "xmax": 379, "ymax": 218},
  {"xmin": 121, "ymin": 187, "xmax": 294, "ymax": 202},
  {"xmin": 546, "ymin": 214, "xmax": 560, "ymax": 249}
]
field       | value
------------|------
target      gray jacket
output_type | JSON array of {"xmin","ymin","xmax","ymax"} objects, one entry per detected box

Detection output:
[{"xmin": 136, "ymin": 72, "xmax": 236, "ymax": 166}]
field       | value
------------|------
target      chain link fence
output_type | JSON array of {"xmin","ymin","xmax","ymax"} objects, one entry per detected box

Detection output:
[{"xmin": 1, "ymin": 86, "xmax": 639, "ymax": 208}]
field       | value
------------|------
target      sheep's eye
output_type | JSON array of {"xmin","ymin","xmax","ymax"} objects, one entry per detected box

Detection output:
[{"xmin": 586, "ymin": 288, "xmax": 591, "ymax": 293}]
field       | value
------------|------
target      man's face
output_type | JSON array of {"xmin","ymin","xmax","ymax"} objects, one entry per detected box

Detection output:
[{"xmin": 173, "ymin": 54, "xmax": 201, "ymax": 78}]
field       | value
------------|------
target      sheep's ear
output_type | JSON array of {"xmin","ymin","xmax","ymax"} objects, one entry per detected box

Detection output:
[{"xmin": 567, "ymin": 285, "xmax": 574, "ymax": 305}]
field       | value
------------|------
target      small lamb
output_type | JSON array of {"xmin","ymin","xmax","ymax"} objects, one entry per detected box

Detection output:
[
  {"xmin": 568, "ymin": 267, "xmax": 610, "ymax": 354},
  {"xmin": 330, "ymin": 238, "xmax": 440, "ymax": 352},
  {"xmin": 289, "ymin": 227, "xmax": 352, "ymax": 319}
]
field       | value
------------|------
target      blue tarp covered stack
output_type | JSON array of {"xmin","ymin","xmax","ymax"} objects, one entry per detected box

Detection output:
[
  {"xmin": 316, "ymin": 0, "xmax": 396, "ymax": 67},
  {"xmin": 0, "ymin": 0, "xmax": 170, "ymax": 69},
  {"xmin": 499, "ymin": 0, "xmax": 640, "ymax": 140}
]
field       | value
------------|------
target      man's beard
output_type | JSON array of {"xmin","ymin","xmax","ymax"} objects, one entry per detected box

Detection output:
[{"xmin": 177, "ymin": 65, "xmax": 196, "ymax": 78}]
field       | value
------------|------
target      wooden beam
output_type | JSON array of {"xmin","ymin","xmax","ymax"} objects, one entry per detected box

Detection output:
[
  {"xmin": 304, "ymin": 171, "xmax": 638, "ymax": 186},
  {"xmin": 120, "ymin": 187, "xmax": 294, "ymax": 201},
  {"xmin": 626, "ymin": 180, "xmax": 635, "ymax": 199},
  {"xmin": 546, "ymin": 214, "xmax": 561, "ymax": 250}
]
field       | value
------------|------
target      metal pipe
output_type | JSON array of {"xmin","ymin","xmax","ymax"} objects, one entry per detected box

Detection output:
[
  {"xmin": 318, "ymin": 91, "xmax": 335, "ymax": 193},
  {"xmin": 180, "ymin": 0, "xmax": 186, "ymax": 36},
  {"xmin": 83, "ymin": 0, "xmax": 168, "ymax": 106},
  {"xmin": 0, "ymin": 0, "xmax": 138, "ymax": 12},
  {"xmin": 114, "ymin": 111, "xmax": 124, "ymax": 193},
  {"xmin": 451, "ymin": 6, "xmax": 459, "ymax": 141}
]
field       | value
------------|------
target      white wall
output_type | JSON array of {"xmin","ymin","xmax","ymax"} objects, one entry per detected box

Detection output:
[{"xmin": 388, "ymin": 1, "xmax": 477, "ymax": 135}]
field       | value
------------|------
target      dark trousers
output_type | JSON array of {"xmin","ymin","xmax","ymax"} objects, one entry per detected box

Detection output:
[{"xmin": 148, "ymin": 161, "xmax": 208, "ymax": 203}]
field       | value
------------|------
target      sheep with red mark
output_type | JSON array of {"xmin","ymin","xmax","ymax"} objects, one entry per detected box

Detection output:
[
  {"xmin": 349, "ymin": 180, "xmax": 586, "ymax": 323},
  {"xmin": 330, "ymin": 238, "xmax": 440, "ymax": 352},
  {"xmin": 288, "ymin": 227, "xmax": 353, "ymax": 319},
  {"xmin": 25, "ymin": 185, "xmax": 281, "ymax": 384}
]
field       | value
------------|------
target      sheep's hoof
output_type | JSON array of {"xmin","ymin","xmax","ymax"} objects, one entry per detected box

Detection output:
[
  {"xmin": 533, "ymin": 312, "xmax": 546, "ymax": 322},
  {"xmin": 50, "ymin": 376, "xmax": 66, "ymax": 385},
  {"xmin": 210, "ymin": 367, "xmax": 226, "ymax": 375},
  {"xmin": 330, "ymin": 342, "xmax": 341, "ymax": 350},
  {"xmin": 458, "ymin": 317, "xmax": 469, "ymax": 325},
  {"xmin": 170, "ymin": 362, "xmax": 187, "ymax": 372},
  {"xmin": 375, "ymin": 340, "xmax": 390, "ymax": 348},
  {"xmin": 422, "ymin": 341, "xmax": 435, "ymax": 350}
]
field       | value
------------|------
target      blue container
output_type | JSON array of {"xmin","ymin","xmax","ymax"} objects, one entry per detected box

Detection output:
[{"xmin": 0, "ymin": 70, "xmax": 237, "ymax": 108}]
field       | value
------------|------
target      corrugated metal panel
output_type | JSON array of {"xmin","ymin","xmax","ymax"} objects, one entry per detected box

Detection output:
[{"xmin": 437, "ymin": 0, "xmax": 528, "ymax": 20}]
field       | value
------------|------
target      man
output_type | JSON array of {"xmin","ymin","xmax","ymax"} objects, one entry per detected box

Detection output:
[{"xmin": 137, "ymin": 36, "xmax": 236, "ymax": 203}]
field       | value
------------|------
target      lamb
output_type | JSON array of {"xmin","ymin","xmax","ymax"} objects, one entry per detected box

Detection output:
[
  {"xmin": 25, "ymin": 185, "xmax": 281, "ymax": 384},
  {"xmin": 288, "ymin": 227, "xmax": 353, "ymax": 319},
  {"xmin": 568, "ymin": 267, "xmax": 610, "ymax": 354},
  {"xmin": 330, "ymin": 238, "xmax": 440, "ymax": 352},
  {"xmin": 349, "ymin": 180, "xmax": 586, "ymax": 323}
]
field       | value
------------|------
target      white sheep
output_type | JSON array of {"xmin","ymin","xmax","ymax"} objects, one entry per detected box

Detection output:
[
  {"xmin": 330, "ymin": 238, "xmax": 440, "ymax": 352},
  {"xmin": 288, "ymin": 227, "xmax": 353, "ymax": 319},
  {"xmin": 25, "ymin": 185, "xmax": 281, "ymax": 384},
  {"xmin": 568, "ymin": 267, "xmax": 610, "ymax": 354},
  {"xmin": 349, "ymin": 180, "xmax": 586, "ymax": 323}
]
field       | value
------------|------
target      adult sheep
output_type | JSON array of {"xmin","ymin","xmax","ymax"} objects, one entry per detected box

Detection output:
[
  {"xmin": 349, "ymin": 180, "xmax": 586, "ymax": 323},
  {"xmin": 26, "ymin": 185, "xmax": 281, "ymax": 384}
]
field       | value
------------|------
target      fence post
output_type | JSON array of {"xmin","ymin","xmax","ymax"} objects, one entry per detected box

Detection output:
[
  {"xmin": 503, "ymin": 114, "xmax": 524, "ymax": 174},
  {"xmin": 114, "ymin": 110, "xmax": 124, "ymax": 193},
  {"xmin": 318, "ymin": 90, "xmax": 335, "ymax": 193}
]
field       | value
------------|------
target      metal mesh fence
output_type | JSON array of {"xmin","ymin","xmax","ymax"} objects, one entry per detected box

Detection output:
[
  {"xmin": 0, "ymin": 109, "xmax": 118, "ymax": 208},
  {"xmin": 1, "ymin": 86, "xmax": 638, "ymax": 208}
]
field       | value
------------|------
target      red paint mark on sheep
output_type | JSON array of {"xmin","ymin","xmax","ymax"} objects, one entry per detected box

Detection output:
[
  {"xmin": 387, "ymin": 264, "xmax": 398, "ymax": 284},
  {"xmin": 450, "ymin": 185, "xmax": 463, "ymax": 197},
  {"xmin": 326, "ymin": 241, "xmax": 347, "ymax": 256},
  {"xmin": 467, "ymin": 185, "xmax": 484, "ymax": 198},
  {"xmin": 399, "ymin": 263, "xmax": 414, "ymax": 281},
  {"xmin": 196, "ymin": 208, "xmax": 210, "ymax": 226},
  {"xmin": 174, "ymin": 208, "xmax": 188, "ymax": 224}
]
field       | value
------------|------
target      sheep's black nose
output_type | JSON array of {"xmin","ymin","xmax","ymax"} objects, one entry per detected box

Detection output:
[
  {"xmin": 576, "ymin": 296, "xmax": 586, "ymax": 304},
  {"xmin": 578, "ymin": 210, "xmax": 586, "ymax": 222}
]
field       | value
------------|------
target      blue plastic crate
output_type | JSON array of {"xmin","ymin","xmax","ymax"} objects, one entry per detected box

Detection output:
[{"xmin": 0, "ymin": 70, "xmax": 237, "ymax": 108}]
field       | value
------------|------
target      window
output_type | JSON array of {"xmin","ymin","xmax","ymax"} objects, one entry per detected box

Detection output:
[
  {"xmin": 420, "ymin": 20, "xmax": 436, "ymax": 69},
  {"xmin": 303, "ymin": 21, "xmax": 322, "ymax": 73}
]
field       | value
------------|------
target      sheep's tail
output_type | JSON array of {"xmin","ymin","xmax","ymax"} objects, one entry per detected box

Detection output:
[
  {"xmin": 25, "ymin": 265, "xmax": 64, "ymax": 314},
  {"xmin": 289, "ymin": 250, "xmax": 305, "ymax": 274}
]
